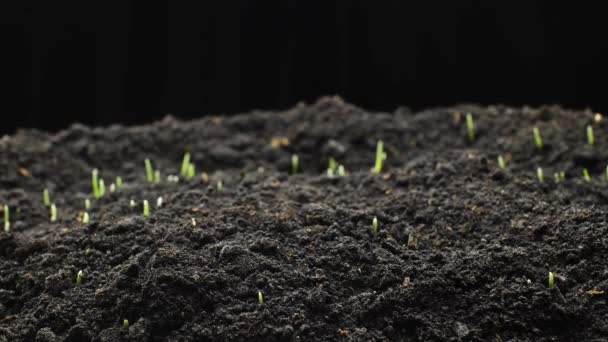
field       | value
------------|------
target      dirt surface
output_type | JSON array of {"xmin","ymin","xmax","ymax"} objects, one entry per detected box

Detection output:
[{"xmin": 1, "ymin": 96, "xmax": 608, "ymax": 341}]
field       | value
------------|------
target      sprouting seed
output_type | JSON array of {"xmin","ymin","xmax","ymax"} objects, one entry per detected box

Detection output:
[
  {"xmin": 548, "ymin": 271, "xmax": 555, "ymax": 289},
  {"xmin": 181, "ymin": 152, "xmax": 191, "ymax": 177},
  {"xmin": 82, "ymin": 212, "xmax": 90, "ymax": 224},
  {"xmin": 76, "ymin": 270, "xmax": 83, "ymax": 285},
  {"xmin": 373, "ymin": 140, "xmax": 387, "ymax": 174},
  {"xmin": 116, "ymin": 176, "xmax": 123, "ymax": 189},
  {"xmin": 109, "ymin": 183, "xmax": 116, "ymax": 193},
  {"xmin": 258, "ymin": 291, "xmax": 264, "ymax": 304},
  {"xmin": 92, "ymin": 169, "xmax": 101, "ymax": 199},
  {"xmin": 466, "ymin": 113, "xmax": 475, "ymax": 142},
  {"xmin": 533, "ymin": 127, "xmax": 543, "ymax": 149},
  {"xmin": 99, "ymin": 179, "xmax": 106, "ymax": 197},
  {"xmin": 583, "ymin": 168, "xmax": 591, "ymax": 183},
  {"xmin": 497, "ymin": 155, "xmax": 506, "ymax": 170},
  {"xmin": 50, "ymin": 204, "xmax": 57, "ymax": 223},
  {"xmin": 327, "ymin": 158, "xmax": 338, "ymax": 177},
  {"xmin": 129, "ymin": 199, "xmax": 136, "ymax": 208},
  {"xmin": 154, "ymin": 170, "xmax": 161, "ymax": 184},
  {"xmin": 291, "ymin": 154, "xmax": 299, "ymax": 175},
  {"xmin": 217, "ymin": 180, "xmax": 223, "ymax": 192},
  {"xmin": 337, "ymin": 165, "xmax": 346, "ymax": 177},
  {"xmin": 537, "ymin": 167, "xmax": 544, "ymax": 183},
  {"xmin": 145, "ymin": 159, "xmax": 154, "ymax": 183},
  {"xmin": 143, "ymin": 200, "xmax": 150, "ymax": 217},
  {"xmin": 3, "ymin": 205, "xmax": 9, "ymax": 233},
  {"xmin": 587, "ymin": 125, "xmax": 595, "ymax": 146},
  {"xmin": 187, "ymin": 164, "xmax": 196, "ymax": 179},
  {"xmin": 156, "ymin": 196, "xmax": 163, "ymax": 208},
  {"xmin": 559, "ymin": 171, "xmax": 565, "ymax": 182},
  {"xmin": 554, "ymin": 173, "xmax": 562, "ymax": 183},
  {"xmin": 191, "ymin": 218, "xmax": 197, "ymax": 227},
  {"xmin": 43, "ymin": 189, "xmax": 51, "ymax": 206},
  {"xmin": 372, "ymin": 216, "xmax": 378, "ymax": 233},
  {"xmin": 85, "ymin": 198, "xmax": 91, "ymax": 210},
  {"xmin": 123, "ymin": 319, "xmax": 129, "ymax": 328}
]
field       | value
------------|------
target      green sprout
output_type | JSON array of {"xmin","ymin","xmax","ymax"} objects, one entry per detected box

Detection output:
[
  {"xmin": 156, "ymin": 196, "xmax": 163, "ymax": 208},
  {"xmin": 372, "ymin": 216, "xmax": 379, "ymax": 233},
  {"xmin": 548, "ymin": 271, "xmax": 555, "ymax": 289},
  {"xmin": 145, "ymin": 159, "xmax": 154, "ymax": 183},
  {"xmin": 76, "ymin": 270, "xmax": 83, "ymax": 285},
  {"xmin": 50, "ymin": 204, "xmax": 57, "ymax": 223},
  {"xmin": 181, "ymin": 152, "xmax": 191, "ymax": 176},
  {"xmin": 291, "ymin": 154, "xmax": 299, "ymax": 175},
  {"xmin": 85, "ymin": 198, "xmax": 91, "ymax": 210},
  {"xmin": 116, "ymin": 176, "xmax": 123, "ymax": 189},
  {"xmin": 497, "ymin": 155, "xmax": 506, "ymax": 170},
  {"xmin": 130, "ymin": 199, "xmax": 136, "ymax": 208},
  {"xmin": 583, "ymin": 168, "xmax": 591, "ymax": 183},
  {"xmin": 143, "ymin": 200, "xmax": 150, "ymax": 217},
  {"xmin": 217, "ymin": 180, "xmax": 223, "ymax": 192},
  {"xmin": 337, "ymin": 165, "xmax": 346, "ymax": 177},
  {"xmin": 537, "ymin": 167, "xmax": 544, "ymax": 183},
  {"xmin": 466, "ymin": 113, "xmax": 475, "ymax": 142},
  {"xmin": 123, "ymin": 319, "xmax": 129, "ymax": 328},
  {"xmin": 191, "ymin": 217, "xmax": 197, "ymax": 227},
  {"xmin": 82, "ymin": 212, "xmax": 90, "ymax": 224},
  {"xmin": 187, "ymin": 164, "xmax": 196, "ymax": 179},
  {"xmin": 258, "ymin": 291, "xmax": 264, "ymax": 304},
  {"xmin": 554, "ymin": 172, "xmax": 563, "ymax": 183},
  {"xmin": 109, "ymin": 183, "xmax": 116, "ymax": 193},
  {"xmin": 99, "ymin": 179, "xmax": 106, "ymax": 197},
  {"xmin": 533, "ymin": 127, "xmax": 543, "ymax": 149},
  {"xmin": 587, "ymin": 125, "xmax": 595, "ymax": 146},
  {"xmin": 3, "ymin": 205, "xmax": 9, "ymax": 233},
  {"xmin": 373, "ymin": 140, "xmax": 387, "ymax": 174},
  {"xmin": 154, "ymin": 170, "xmax": 161, "ymax": 184},
  {"xmin": 43, "ymin": 189, "xmax": 51, "ymax": 206},
  {"xmin": 327, "ymin": 158, "xmax": 338, "ymax": 177},
  {"xmin": 92, "ymin": 169, "xmax": 102, "ymax": 199}
]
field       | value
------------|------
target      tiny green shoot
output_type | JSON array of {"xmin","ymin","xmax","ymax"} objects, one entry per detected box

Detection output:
[
  {"xmin": 187, "ymin": 164, "xmax": 196, "ymax": 179},
  {"xmin": 130, "ymin": 199, "xmax": 136, "ymax": 208},
  {"xmin": 497, "ymin": 155, "xmax": 506, "ymax": 170},
  {"xmin": 109, "ymin": 183, "xmax": 116, "ymax": 193},
  {"xmin": 337, "ymin": 165, "xmax": 346, "ymax": 176},
  {"xmin": 537, "ymin": 167, "xmax": 544, "ymax": 183},
  {"xmin": 466, "ymin": 113, "xmax": 475, "ymax": 142},
  {"xmin": 291, "ymin": 154, "xmax": 299, "ymax": 175},
  {"xmin": 217, "ymin": 180, "xmax": 223, "ymax": 192},
  {"xmin": 548, "ymin": 271, "xmax": 555, "ymax": 289},
  {"xmin": 191, "ymin": 217, "xmax": 197, "ymax": 227},
  {"xmin": 99, "ymin": 179, "xmax": 106, "ymax": 197},
  {"xmin": 587, "ymin": 125, "xmax": 595, "ymax": 146},
  {"xmin": 43, "ymin": 189, "xmax": 51, "ymax": 206},
  {"xmin": 3, "ymin": 205, "xmax": 9, "ymax": 233},
  {"xmin": 116, "ymin": 176, "xmax": 123, "ymax": 189},
  {"xmin": 76, "ymin": 270, "xmax": 83, "ymax": 285},
  {"xmin": 372, "ymin": 216, "xmax": 378, "ymax": 233},
  {"xmin": 145, "ymin": 159, "xmax": 154, "ymax": 183},
  {"xmin": 85, "ymin": 198, "xmax": 91, "ymax": 210},
  {"xmin": 258, "ymin": 291, "xmax": 264, "ymax": 304},
  {"xmin": 373, "ymin": 140, "xmax": 387, "ymax": 174},
  {"xmin": 533, "ymin": 127, "xmax": 543, "ymax": 149},
  {"xmin": 583, "ymin": 168, "xmax": 591, "ymax": 183},
  {"xmin": 156, "ymin": 196, "xmax": 163, "ymax": 208},
  {"xmin": 154, "ymin": 170, "xmax": 161, "ymax": 184},
  {"xmin": 82, "ymin": 212, "xmax": 90, "ymax": 224},
  {"xmin": 327, "ymin": 158, "xmax": 338, "ymax": 177},
  {"xmin": 143, "ymin": 200, "xmax": 150, "ymax": 217},
  {"xmin": 554, "ymin": 172, "xmax": 562, "ymax": 183},
  {"xmin": 123, "ymin": 319, "xmax": 129, "ymax": 328},
  {"xmin": 50, "ymin": 204, "xmax": 57, "ymax": 223},
  {"xmin": 181, "ymin": 152, "xmax": 191, "ymax": 176},
  {"xmin": 92, "ymin": 169, "xmax": 101, "ymax": 199}
]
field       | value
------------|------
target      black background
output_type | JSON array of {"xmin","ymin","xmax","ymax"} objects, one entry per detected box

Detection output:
[{"xmin": 9, "ymin": 2, "xmax": 608, "ymax": 134}]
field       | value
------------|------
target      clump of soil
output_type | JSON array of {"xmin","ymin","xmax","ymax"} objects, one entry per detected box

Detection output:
[{"xmin": 1, "ymin": 97, "xmax": 607, "ymax": 341}]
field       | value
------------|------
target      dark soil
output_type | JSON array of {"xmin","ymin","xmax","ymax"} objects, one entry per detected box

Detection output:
[{"xmin": 1, "ymin": 96, "xmax": 608, "ymax": 341}]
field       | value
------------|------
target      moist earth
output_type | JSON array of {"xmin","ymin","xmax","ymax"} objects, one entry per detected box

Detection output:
[{"xmin": 1, "ymin": 97, "xmax": 607, "ymax": 341}]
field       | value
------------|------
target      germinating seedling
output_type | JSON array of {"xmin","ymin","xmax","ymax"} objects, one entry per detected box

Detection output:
[
  {"xmin": 92, "ymin": 169, "xmax": 102, "ymax": 199},
  {"xmin": 50, "ymin": 204, "xmax": 57, "ymax": 223},
  {"xmin": 110, "ymin": 183, "xmax": 116, "ymax": 193},
  {"xmin": 217, "ymin": 180, "xmax": 223, "ymax": 192},
  {"xmin": 116, "ymin": 176, "xmax": 123, "ymax": 189},
  {"xmin": 583, "ymin": 168, "xmax": 591, "ymax": 183},
  {"xmin": 327, "ymin": 158, "xmax": 338, "ymax": 177},
  {"xmin": 187, "ymin": 164, "xmax": 196, "ymax": 179},
  {"xmin": 373, "ymin": 140, "xmax": 387, "ymax": 174},
  {"xmin": 497, "ymin": 155, "xmax": 506, "ymax": 169},
  {"xmin": 258, "ymin": 291, "xmax": 264, "ymax": 304},
  {"xmin": 181, "ymin": 152, "xmax": 191, "ymax": 176},
  {"xmin": 123, "ymin": 319, "xmax": 129, "ymax": 328},
  {"xmin": 82, "ymin": 212, "xmax": 90, "ymax": 224},
  {"xmin": 145, "ymin": 159, "xmax": 154, "ymax": 183},
  {"xmin": 291, "ymin": 154, "xmax": 299, "ymax": 175},
  {"xmin": 337, "ymin": 165, "xmax": 346, "ymax": 176},
  {"xmin": 537, "ymin": 167, "xmax": 544, "ymax": 183},
  {"xmin": 548, "ymin": 271, "xmax": 555, "ymax": 289},
  {"xmin": 43, "ymin": 189, "xmax": 51, "ymax": 206},
  {"xmin": 154, "ymin": 170, "xmax": 161, "ymax": 184},
  {"xmin": 156, "ymin": 196, "xmax": 163, "ymax": 208},
  {"xmin": 466, "ymin": 113, "xmax": 475, "ymax": 142},
  {"xmin": 143, "ymin": 200, "xmax": 150, "ymax": 217},
  {"xmin": 85, "ymin": 198, "xmax": 91, "ymax": 210},
  {"xmin": 76, "ymin": 270, "xmax": 83, "ymax": 285},
  {"xmin": 99, "ymin": 179, "xmax": 106, "ymax": 197},
  {"xmin": 587, "ymin": 125, "xmax": 595, "ymax": 146},
  {"xmin": 533, "ymin": 127, "xmax": 543, "ymax": 149},
  {"xmin": 130, "ymin": 199, "xmax": 136, "ymax": 208},
  {"xmin": 3, "ymin": 205, "xmax": 9, "ymax": 233},
  {"xmin": 372, "ymin": 216, "xmax": 379, "ymax": 233}
]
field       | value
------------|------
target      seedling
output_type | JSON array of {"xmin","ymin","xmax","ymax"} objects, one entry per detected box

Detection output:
[
  {"xmin": 292, "ymin": 154, "xmax": 299, "ymax": 175},
  {"xmin": 154, "ymin": 170, "xmax": 161, "ymax": 184},
  {"xmin": 156, "ymin": 196, "xmax": 163, "ymax": 208},
  {"xmin": 143, "ymin": 200, "xmax": 150, "ymax": 217},
  {"xmin": 373, "ymin": 140, "xmax": 387, "ymax": 174},
  {"xmin": 533, "ymin": 127, "xmax": 543, "ymax": 149},
  {"xmin": 3, "ymin": 205, "xmax": 9, "ymax": 233},
  {"xmin": 181, "ymin": 152, "xmax": 191, "ymax": 176},
  {"xmin": 99, "ymin": 179, "xmax": 106, "ymax": 197},
  {"xmin": 554, "ymin": 172, "xmax": 562, "ymax": 183},
  {"xmin": 497, "ymin": 155, "xmax": 506, "ymax": 169},
  {"xmin": 116, "ymin": 176, "xmax": 123, "ymax": 189},
  {"xmin": 43, "ymin": 189, "xmax": 51, "ymax": 206},
  {"xmin": 372, "ymin": 216, "xmax": 378, "ymax": 233},
  {"xmin": 217, "ymin": 180, "xmax": 223, "ymax": 192},
  {"xmin": 548, "ymin": 271, "xmax": 555, "ymax": 289},
  {"xmin": 191, "ymin": 218, "xmax": 197, "ymax": 227},
  {"xmin": 123, "ymin": 319, "xmax": 129, "ymax": 328},
  {"xmin": 50, "ymin": 204, "xmax": 57, "ymax": 223},
  {"xmin": 583, "ymin": 168, "xmax": 591, "ymax": 183},
  {"xmin": 327, "ymin": 158, "xmax": 338, "ymax": 177},
  {"xmin": 337, "ymin": 165, "xmax": 346, "ymax": 177},
  {"xmin": 76, "ymin": 270, "xmax": 83, "ymax": 285},
  {"xmin": 85, "ymin": 199, "xmax": 91, "ymax": 210},
  {"xmin": 187, "ymin": 164, "xmax": 196, "ymax": 179},
  {"xmin": 466, "ymin": 113, "xmax": 475, "ymax": 142},
  {"xmin": 537, "ymin": 167, "xmax": 544, "ymax": 183},
  {"xmin": 92, "ymin": 169, "xmax": 102, "ymax": 199},
  {"xmin": 145, "ymin": 159, "xmax": 154, "ymax": 183},
  {"xmin": 129, "ymin": 199, "xmax": 136, "ymax": 208},
  {"xmin": 587, "ymin": 125, "xmax": 595, "ymax": 146},
  {"xmin": 109, "ymin": 183, "xmax": 116, "ymax": 193},
  {"xmin": 258, "ymin": 291, "xmax": 264, "ymax": 304},
  {"xmin": 82, "ymin": 212, "xmax": 90, "ymax": 224}
]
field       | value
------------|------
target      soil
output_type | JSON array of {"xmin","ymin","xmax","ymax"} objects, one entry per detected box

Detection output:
[{"xmin": 1, "ymin": 96, "xmax": 608, "ymax": 341}]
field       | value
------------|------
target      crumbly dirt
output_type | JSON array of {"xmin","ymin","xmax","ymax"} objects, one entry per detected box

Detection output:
[{"xmin": 1, "ymin": 96, "xmax": 607, "ymax": 341}]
